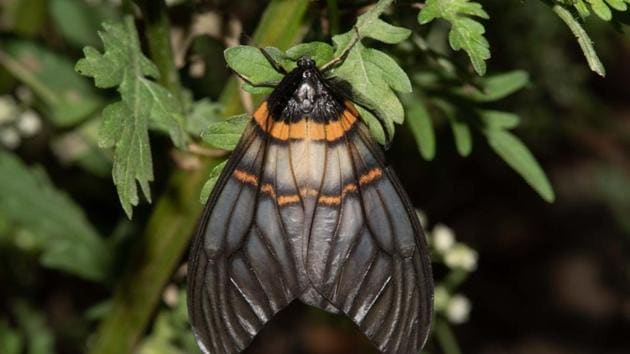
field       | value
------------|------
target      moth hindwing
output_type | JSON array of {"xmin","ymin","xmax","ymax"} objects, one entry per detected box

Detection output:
[{"xmin": 188, "ymin": 56, "xmax": 433, "ymax": 354}]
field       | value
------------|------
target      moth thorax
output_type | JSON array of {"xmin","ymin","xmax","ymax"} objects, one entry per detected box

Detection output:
[{"xmin": 295, "ymin": 81, "xmax": 316, "ymax": 113}]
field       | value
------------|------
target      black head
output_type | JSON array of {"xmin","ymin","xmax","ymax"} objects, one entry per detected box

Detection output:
[
  {"xmin": 267, "ymin": 56, "xmax": 344, "ymax": 123},
  {"xmin": 297, "ymin": 56, "xmax": 316, "ymax": 69}
]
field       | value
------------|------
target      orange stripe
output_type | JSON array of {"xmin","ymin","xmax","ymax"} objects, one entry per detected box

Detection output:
[
  {"xmin": 252, "ymin": 100, "xmax": 358, "ymax": 141},
  {"xmin": 359, "ymin": 168, "xmax": 382, "ymax": 186},
  {"xmin": 231, "ymin": 167, "xmax": 382, "ymax": 206}
]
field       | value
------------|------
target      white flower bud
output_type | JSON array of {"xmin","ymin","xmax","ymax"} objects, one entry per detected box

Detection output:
[
  {"xmin": 17, "ymin": 110, "xmax": 42, "ymax": 137},
  {"xmin": 432, "ymin": 224, "xmax": 455, "ymax": 253},
  {"xmin": 444, "ymin": 243, "xmax": 478, "ymax": 271},
  {"xmin": 0, "ymin": 127, "xmax": 21, "ymax": 149},
  {"xmin": 446, "ymin": 294, "xmax": 471, "ymax": 324}
]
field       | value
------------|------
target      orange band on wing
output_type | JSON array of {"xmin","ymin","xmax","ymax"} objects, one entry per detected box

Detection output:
[
  {"xmin": 231, "ymin": 167, "xmax": 382, "ymax": 206},
  {"xmin": 253, "ymin": 101, "xmax": 358, "ymax": 142}
]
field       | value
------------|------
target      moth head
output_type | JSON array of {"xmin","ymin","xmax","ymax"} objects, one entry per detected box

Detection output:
[{"xmin": 297, "ymin": 56, "xmax": 316, "ymax": 69}]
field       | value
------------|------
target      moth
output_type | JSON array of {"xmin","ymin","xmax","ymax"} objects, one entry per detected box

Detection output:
[{"xmin": 188, "ymin": 48, "xmax": 433, "ymax": 354}]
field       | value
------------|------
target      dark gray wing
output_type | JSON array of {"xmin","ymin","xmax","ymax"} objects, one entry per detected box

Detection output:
[
  {"xmin": 188, "ymin": 122, "xmax": 301, "ymax": 354},
  {"xmin": 305, "ymin": 123, "xmax": 434, "ymax": 354}
]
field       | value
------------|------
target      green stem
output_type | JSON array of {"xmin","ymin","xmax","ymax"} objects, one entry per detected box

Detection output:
[
  {"xmin": 326, "ymin": 0, "xmax": 340, "ymax": 35},
  {"xmin": 0, "ymin": 50, "xmax": 61, "ymax": 107},
  {"xmin": 138, "ymin": 0, "xmax": 184, "ymax": 104},
  {"xmin": 435, "ymin": 319, "xmax": 463, "ymax": 354},
  {"xmin": 86, "ymin": 2, "xmax": 309, "ymax": 354}
]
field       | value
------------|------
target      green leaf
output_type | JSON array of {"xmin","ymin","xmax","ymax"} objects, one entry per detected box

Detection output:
[
  {"xmin": 1, "ymin": 40, "xmax": 103, "ymax": 126},
  {"xmin": 201, "ymin": 114, "xmax": 250, "ymax": 151},
  {"xmin": 453, "ymin": 70, "xmax": 530, "ymax": 102},
  {"xmin": 419, "ymin": 0, "xmax": 490, "ymax": 75},
  {"xmin": 49, "ymin": 0, "xmax": 118, "ymax": 48},
  {"xmin": 76, "ymin": 17, "xmax": 188, "ymax": 217},
  {"xmin": 605, "ymin": 0, "xmax": 628, "ymax": 11},
  {"xmin": 477, "ymin": 110, "xmax": 521, "ymax": 130},
  {"xmin": 404, "ymin": 95, "xmax": 436, "ymax": 160},
  {"xmin": 484, "ymin": 129, "xmax": 555, "ymax": 202},
  {"xmin": 13, "ymin": 301, "xmax": 54, "ymax": 354},
  {"xmin": 436, "ymin": 100, "xmax": 473, "ymax": 156},
  {"xmin": 286, "ymin": 42, "xmax": 334, "ymax": 66},
  {"xmin": 344, "ymin": 0, "xmax": 411, "ymax": 44},
  {"xmin": 329, "ymin": 33, "xmax": 411, "ymax": 142},
  {"xmin": 224, "ymin": 46, "xmax": 284, "ymax": 85},
  {"xmin": 187, "ymin": 99, "xmax": 223, "ymax": 137},
  {"xmin": 0, "ymin": 321, "xmax": 23, "ymax": 354},
  {"xmin": 0, "ymin": 151, "xmax": 112, "ymax": 281},
  {"xmin": 589, "ymin": 0, "xmax": 613, "ymax": 20},
  {"xmin": 552, "ymin": 4, "xmax": 606, "ymax": 76},
  {"xmin": 200, "ymin": 160, "xmax": 228, "ymax": 204}
]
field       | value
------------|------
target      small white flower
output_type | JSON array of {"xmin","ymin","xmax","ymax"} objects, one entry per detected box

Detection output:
[
  {"xmin": 446, "ymin": 294, "xmax": 471, "ymax": 324},
  {"xmin": 444, "ymin": 243, "xmax": 478, "ymax": 271},
  {"xmin": 17, "ymin": 110, "xmax": 42, "ymax": 136},
  {"xmin": 0, "ymin": 96, "xmax": 18, "ymax": 125},
  {"xmin": 432, "ymin": 224, "xmax": 455, "ymax": 253},
  {"xmin": 0, "ymin": 127, "xmax": 21, "ymax": 149},
  {"xmin": 16, "ymin": 86, "xmax": 33, "ymax": 104}
]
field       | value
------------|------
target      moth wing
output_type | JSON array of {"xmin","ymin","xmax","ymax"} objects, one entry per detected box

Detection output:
[
  {"xmin": 188, "ymin": 121, "xmax": 300, "ymax": 354},
  {"xmin": 306, "ymin": 122, "xmax": 434, "ymax": 354}
]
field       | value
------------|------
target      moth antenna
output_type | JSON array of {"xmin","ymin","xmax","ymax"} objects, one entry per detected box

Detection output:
[
  {"xmin": 259, "ymin": 47, "xmax": 288, "ymax": 74},
  {"xmin": 320, "ymin": 26, "xmax": 361, "ymax": 73}
]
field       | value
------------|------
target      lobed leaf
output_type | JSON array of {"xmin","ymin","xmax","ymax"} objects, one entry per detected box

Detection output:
[
  {"xmin": 419, "ymin": 0, "xmax": 490, "ymax": 75},
  {"xmin": 76, "ymin": 17, "xmax": 188, "ymax": 217}
]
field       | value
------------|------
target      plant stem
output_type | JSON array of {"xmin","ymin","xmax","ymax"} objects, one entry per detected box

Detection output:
[
  {"xmin": 435, "ymin": 319, "xmax": 463, "ymax": 354},
  {"xmin": 86, "ymin": 2, "xmax": 309, "ymax": 354},
  {"xmin": 138, "ymin": 0, "xmax": 184, "ymax": 104},
  {"xmin": 327, "ymin": 0, "xmax": 340, "ymax": 35}
]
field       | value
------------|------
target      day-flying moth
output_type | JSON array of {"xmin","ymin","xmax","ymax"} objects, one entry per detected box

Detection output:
[{"xmin": 187, "ymin": 47, "xmax": 434, "ymax": 353}]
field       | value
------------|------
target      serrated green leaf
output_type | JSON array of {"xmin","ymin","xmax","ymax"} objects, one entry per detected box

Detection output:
[
  {"xmin": 404, "ymin": 95, "xmax": 436, "ymax": 160},
  {"xmin": 76, "ymin": 17, "xmax": 188, "ymax": 217},
  {"xmin": 329, "ymin": 40, "xmax": 409, "ymax": 142},
  {"xmin": 418, "ymin": 0, "xmax": 490, "ymax": 75},
  {"xmin": 339, "ymin": 0, "xmax": 411, "ymax": 46},
  {"xmin": 552, "ymin": 5, "xmax": 606, "ymax": 76},
  {"xmin": 357, "ymin": 106, "xmax": 387, "ymax": 145},
  {"xmin": 589, "ymin": 0, "xmax": 613, "ymax": 20},
  {"xmin": 484, "ymin": 129, "xmax": 555, "ymax": 202},
  {"xmin": 454, "ymin": 70, "xmax": 530, "ymax": 102},
  {"xmin": 224, "ymin": 46, "xmax": 284, "ymax": 85},
  {"xmin": 201, "ymin": 114, "xmax": 249, "ymax": 151},
  {"xmin": 0, "ymin": 151, "xmax": 112, "ymax": 282},
  {"xmin": 200, "ymin": 160, "xmax": 228, "ymax": 204}
]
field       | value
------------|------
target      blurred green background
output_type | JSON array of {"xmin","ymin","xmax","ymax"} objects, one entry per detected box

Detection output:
[{"xmin": 0, "ymin": 0, "xmax": 629, "ymax": 353}]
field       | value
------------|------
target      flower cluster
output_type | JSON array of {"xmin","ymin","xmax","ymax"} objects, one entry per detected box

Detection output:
[
  {"xmin": 0, "ymin": 92, "xmax": 42, "ymax": 149},
  {"xmin": 418, "ymin": 212, "xmax": 479, "ymax": 325}
]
